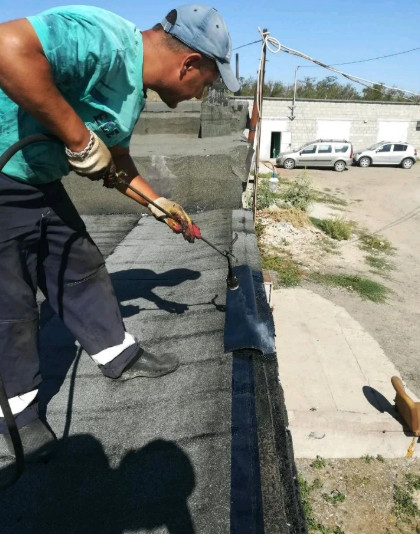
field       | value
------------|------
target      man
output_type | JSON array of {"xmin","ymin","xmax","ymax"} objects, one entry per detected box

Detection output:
[{"xmin": 0, "ymin": 4, "xmax": 239, "ymax": 455}]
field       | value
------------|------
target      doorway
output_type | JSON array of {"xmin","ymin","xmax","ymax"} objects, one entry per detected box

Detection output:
[{"xmin": 270, "ymin": 132, "xmax": 281, "ymax": 158}]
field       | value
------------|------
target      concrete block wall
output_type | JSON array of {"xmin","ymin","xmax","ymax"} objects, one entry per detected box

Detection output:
[
  {"xmin": 134, "ymin": 100, "xmax": 249, "ymax": 138},
  {"xmin": 235, "ymin": 97, "xmax": 420, "ymax": 157}
]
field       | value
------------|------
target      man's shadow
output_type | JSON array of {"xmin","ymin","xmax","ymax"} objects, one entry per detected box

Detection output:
[
  {"xmin": 112, "ymin": 268, "xmax": 201, "ymax": 316},
  {"xmin": 0, "ymin": 436, "xmax": 196, "ymax": 534}
]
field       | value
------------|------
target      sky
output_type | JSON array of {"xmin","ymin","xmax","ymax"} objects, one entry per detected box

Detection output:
[{"xmin": 2, "ymin": 0, "xmax": 419, "ymax": 95}]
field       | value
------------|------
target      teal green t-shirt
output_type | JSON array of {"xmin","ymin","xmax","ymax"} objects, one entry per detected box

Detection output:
[{"xmin": 0, "ymin": 5, "xmax": 145, "ymax": 184}]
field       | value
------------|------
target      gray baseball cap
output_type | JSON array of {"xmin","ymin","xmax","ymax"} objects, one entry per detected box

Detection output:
[{"xmin": 161, "ymin": 4, "xmax": 240, "ymax": 92}]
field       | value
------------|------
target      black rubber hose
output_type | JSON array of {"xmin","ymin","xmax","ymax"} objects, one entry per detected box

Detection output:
[
  {"xmin": 0, "ymin": 133, "xmax": 61, "ymax": 173},
  {"xmin": 0, "ymin": 133, "xmax": 61, "ymax": 489}
]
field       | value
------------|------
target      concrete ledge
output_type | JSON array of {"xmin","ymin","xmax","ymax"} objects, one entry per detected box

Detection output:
[{"xmin": 64, "ymin": 134, "xmax": 253, "ymax": 215}]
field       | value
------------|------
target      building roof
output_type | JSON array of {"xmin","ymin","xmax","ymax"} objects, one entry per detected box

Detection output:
[{"xmin": 0, "ymin": 208, "xmax": 306, "ymax": 533}]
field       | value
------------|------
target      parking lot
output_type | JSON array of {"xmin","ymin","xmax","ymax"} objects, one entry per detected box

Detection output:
[{"xmin": 275, "ymin": 162, "xmax": 420, "ymax": 397}]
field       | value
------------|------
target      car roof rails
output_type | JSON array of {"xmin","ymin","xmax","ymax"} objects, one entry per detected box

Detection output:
[{"xmin": 315, "ymin": 139, "xmax": 350, "ymax": 143}]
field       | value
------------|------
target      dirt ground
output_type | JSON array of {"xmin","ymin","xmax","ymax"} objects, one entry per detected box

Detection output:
[{"xmin": 257, "ymin": 163, "xmax": 420, "ymax": 533}]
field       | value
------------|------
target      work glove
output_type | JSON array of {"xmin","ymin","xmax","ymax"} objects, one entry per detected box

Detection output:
[
  {"xmin": 148, "ymin": 197, "xmax": 202, "ymax": 243},
  {"xmin": 65, "ymin": 130, "xmax": 113, "ymax": 180}
]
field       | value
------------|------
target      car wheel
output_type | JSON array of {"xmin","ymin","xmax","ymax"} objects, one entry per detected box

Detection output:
[
  {"xmin": 283, "ymin": 158, "xmax": 295, "ymax": 169},
  {"xmin": 334, "ymin": 160, "xmax": 346, "ymax": 172},
  {"xmin": 401, "ymin": 158, "xmax": 414, "ymax": 169},
  {"xmin": 358, "ymin": 156, "xmax": 371, "ymax": 168}
]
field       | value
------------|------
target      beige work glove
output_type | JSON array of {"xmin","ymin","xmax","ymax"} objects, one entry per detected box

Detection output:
[
  {"xmin": 148, "ymin": 197, "xmax": 202, "ymax": 243},
  {"xmin": 65, "ymin": 130, "xmax": 113, "ymax": 180}
]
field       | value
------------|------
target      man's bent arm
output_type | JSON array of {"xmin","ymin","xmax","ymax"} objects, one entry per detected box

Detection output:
[
  {"xmin": 0, "ymin": 19, "xmax": 90, "ymax": 152},
  {"xmin": 109, "ymin": 146, "xmax": 159, "ymax": 207}
]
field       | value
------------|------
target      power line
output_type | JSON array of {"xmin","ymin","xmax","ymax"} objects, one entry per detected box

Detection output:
[
  {"xmin": 233, "ymin": 39, "xmax": 262, "ymax": 51},
  {"xmin": 233, "ymin": 39, "xmax": 420, "ymax": 67},
  {"xmin": 299, "ymin": 46, "xmax": 420, "ymax": 68},
  {"xmin": 256, "ymin": 29, "xmax": 420, "ymax": 100}
]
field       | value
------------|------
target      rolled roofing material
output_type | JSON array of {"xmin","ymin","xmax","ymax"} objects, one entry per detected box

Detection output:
[{"xmin": 224, "ymin": 265, "xmax": 275, "ymax": 355}]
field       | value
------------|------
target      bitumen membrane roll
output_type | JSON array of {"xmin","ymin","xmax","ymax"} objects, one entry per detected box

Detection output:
[{"xmin": 224, "ymin": 265, "xmax": 276, "ymax": 355}]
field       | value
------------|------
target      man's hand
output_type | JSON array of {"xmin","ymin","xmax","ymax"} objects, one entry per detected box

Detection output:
[
  {"xmin": 148, "ymin": 197, "xmax": 201, "ymax": 243},
  {"xmin": 66, "ymin": 130, "xmax": 113, "ymax": 180}
]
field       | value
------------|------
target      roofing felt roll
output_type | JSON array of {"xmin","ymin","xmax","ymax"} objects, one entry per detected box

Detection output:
[{"xmin": 224, "ymin": 265, "xmax": 275, "ymax": 355}]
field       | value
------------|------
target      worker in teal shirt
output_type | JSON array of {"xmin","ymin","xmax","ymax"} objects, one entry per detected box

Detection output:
[{"xmin": 0, "ymin": 4, "xmax": 239, "ymax": 457}]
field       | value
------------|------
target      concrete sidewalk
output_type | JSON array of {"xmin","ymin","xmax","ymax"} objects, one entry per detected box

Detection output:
[{"xmin": 273, "ymin": 287, "xmax": 420, "ymax": 459}]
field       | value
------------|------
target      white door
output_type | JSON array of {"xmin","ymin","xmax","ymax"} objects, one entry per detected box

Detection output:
[
  {"xmin": 377, "ymin": 121, "xmax": 408, "ymax": 142},
  {"xmin": 281, "ymin": 131, "xmax": 292, "ymax": 153}
]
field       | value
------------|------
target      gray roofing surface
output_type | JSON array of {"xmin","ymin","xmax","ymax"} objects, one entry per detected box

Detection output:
[{"xmin": 0, "ymin": 209, "xmax": 305, "ymax": 534}]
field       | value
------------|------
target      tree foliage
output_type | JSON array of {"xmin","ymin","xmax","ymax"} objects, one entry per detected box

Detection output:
[{"xmin": 238, "ymin": 75, "xmax": 417, "ymax": 102}]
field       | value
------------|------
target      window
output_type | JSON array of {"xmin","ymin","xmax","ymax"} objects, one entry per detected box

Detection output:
[
  {"xmin": 393, "ymin": 144, "xmax": 407, "ymax": 152},
  {"xmin": 301, "ymin": 144, "xmax": 316, "ymax": 154},
  {"xmin": 378, "ymin": 144, "xmax": 392, "ymax": 152},
  {"xmin": 335, "ymin": 144, "xmax": 349, "ymax": 153},
  {"xmin": 317, "ymin": 144, "xmax": 332, "ymax": 154}
]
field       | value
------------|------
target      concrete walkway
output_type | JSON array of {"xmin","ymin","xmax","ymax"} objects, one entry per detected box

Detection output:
[{"xmin": 273, "ymin": 287, "xmax": 420, "ymax": 459}]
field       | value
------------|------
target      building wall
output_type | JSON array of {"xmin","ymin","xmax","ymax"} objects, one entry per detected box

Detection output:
[{"xmin": 233, "ymin": 97, "xmax": 420, "ymax": 159}]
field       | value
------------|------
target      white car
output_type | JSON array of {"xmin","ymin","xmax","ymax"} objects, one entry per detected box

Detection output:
[
  {"xmin": 276, "ymin": 139, "xmax": 353, "ymax": 172},
  {"xmin": 353, "ymin": 142, "xmax": 417, "ymax": 169}
]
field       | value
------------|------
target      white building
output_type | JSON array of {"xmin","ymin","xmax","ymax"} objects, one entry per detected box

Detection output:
[{"xmin": 233, "ymin": 97, "xmax": 420, "ymax": 159}]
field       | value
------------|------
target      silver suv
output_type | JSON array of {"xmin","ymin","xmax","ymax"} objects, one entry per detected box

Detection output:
[
  {"xmin": 276, "ymin": 139, "xmax": 353, "ymax": 172},
  {"xmin": 353, "ymin": 141, "xmax": 417, "ymax": 169}
]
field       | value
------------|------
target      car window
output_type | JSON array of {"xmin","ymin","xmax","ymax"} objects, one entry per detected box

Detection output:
[
  {"xmin": 317, "ymin": 144, "xmax": 332, "ymax": 153},
  {"xmin": 393, "ymin": 144, "xmax": 407, "ymax": 152},
  {"xmin": 368, "ymin": 142, "xmax": 383, "ymax": 150},
  {"xmin": 334, "ymin": 145, "xmax": 349, "ymax": 153},
  {"xmin": 377, "ymin": 144, "xmax": 392, "ymax": 152},
  {"xmin": 301, "ymin": 144, "xmax": 316, "ymax": 154}
]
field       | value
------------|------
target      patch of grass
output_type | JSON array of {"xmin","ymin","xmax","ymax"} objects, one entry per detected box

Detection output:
[
  {"xmin": 281, "ymin": 172, "xmax": 314, "ymax": 212},
  {"xmin": 254, "ymin": 219, "xmax": 266, "ymax": 240},
  {"xmin": 365, "ymin": 254, "xmax": 393, "ymax": 273},
  {"xmin": 298, "ymin": 476, "xmax": 344, "ymax": 534},
  {"xmin": 308, "ymin": 273, "xmax": 390, "ymax": 303},
  {"xmin": 261, "ymin": 253, "xmax": 302, "ymax": 287},
  {"xmin": 406, "ymin": 474, "xmax": 420, "ymax": 491},
  {"xmin": 322, "ymin": 490, "xmax": 346, "ymax": 506},
  {"xmin": 311, "ymin": 455, "xmax": 327, "ymax": 469},
  {"xmin": 256, "ymin": 178, "xmax": 281, "ymax": 210},
  {"xmin": 311, "ymin": 217, "xmax": 353, "ymax": 241},
  {"xmin": 361, "ymin": 454, "xmax": 375, "ymax": 464},
  {"xmin": 358, "ymin": 232, "xmax": 394, "ymax": 254},
  {"xmin": 392, "ymin": 483, "xmax": 419, "ymax": 522},
  {"xmin": 262, "ymin": 207, "xmax": 311, "ymax": 228}
]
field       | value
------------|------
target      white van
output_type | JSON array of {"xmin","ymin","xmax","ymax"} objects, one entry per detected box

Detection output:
[{"xmin": 276, "ymin": 139, "xmax": 353, "ymax": 172}]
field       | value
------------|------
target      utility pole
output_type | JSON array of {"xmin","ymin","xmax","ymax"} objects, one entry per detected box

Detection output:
[
  {"xmin": 288, "ymin": 65, "xmax": 300, "ymax": 121},
  {"xmin": 235, "ymin": 53, "xmax": 240, "ymax": 96},
  {"xmin": 250, "ymin": 29, "xmax": 268, "ymax": 222},
  {"xmin": 248, "ymin": 30, "xmax": 267, "ymax": 146}
]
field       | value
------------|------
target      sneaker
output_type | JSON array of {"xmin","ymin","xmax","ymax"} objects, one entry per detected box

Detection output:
[
  {"xmin": 2, "ymin": 418, "xmax": 56, "ymax": 462},
  {"xmin": 115, "ymin": 348, "xmax": 179, "ymax": 381}
]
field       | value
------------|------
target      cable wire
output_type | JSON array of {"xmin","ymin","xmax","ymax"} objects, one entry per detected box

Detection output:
[
  {"xmin": 279, "ymin": 43, "xmax": 420, "ymax": 97},
  {"xmin": 235, "ymin": 32, "xmax": 419, "ymax": 99},
  {"xmin": 293, "ymin": 46, "xmax": 420, "ymax": 68}
]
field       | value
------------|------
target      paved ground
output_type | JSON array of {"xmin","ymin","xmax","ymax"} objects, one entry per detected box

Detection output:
[{"xmin": 274, "ymin": 288, "xmax": 419, "ymax": 459}]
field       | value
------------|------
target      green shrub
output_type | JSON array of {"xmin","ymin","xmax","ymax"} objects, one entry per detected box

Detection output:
[
  {"xmin": 281, "ymin": 172, "xmax": 313, "ymax": 211},
  {"xmin": 256, "ymin": 178, "xmax": 280, "ymax": 210},
  {"xmin": 308, "ymin": 273, "xmax": 390, "ymax": 303},
  {"xmin": 261, "ymin": 253, "xmax": 302, "ymax": 287},
  {"xmin": 311, "ymin": 217, "xmax": 353, "ymax": 240}
]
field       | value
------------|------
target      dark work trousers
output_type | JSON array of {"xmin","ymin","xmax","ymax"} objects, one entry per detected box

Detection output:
[{"xmin": 0, "ymin": 173, "xmax": 139, "ymax": 431}]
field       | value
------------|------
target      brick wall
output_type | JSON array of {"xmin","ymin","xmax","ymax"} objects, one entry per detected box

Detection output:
[{"xmin": 233, "ymin": 97, "xmax": 420, "ymax": 158}]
